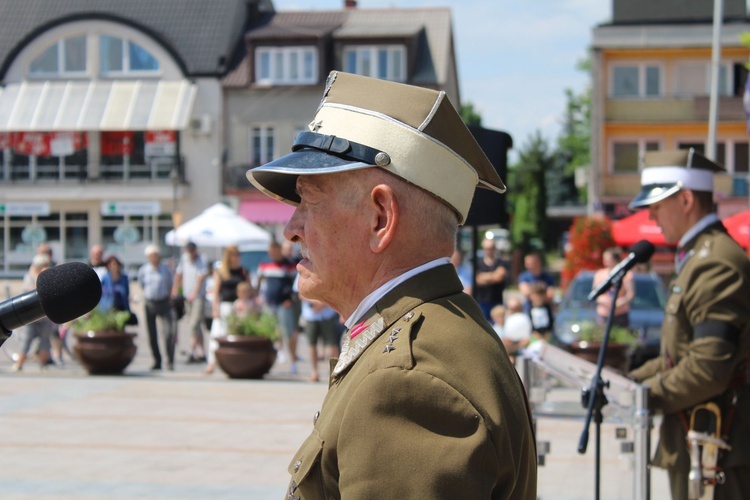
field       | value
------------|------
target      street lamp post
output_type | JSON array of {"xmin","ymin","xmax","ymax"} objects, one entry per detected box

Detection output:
[{"xmin": 170, "ymin": 163, "xmax": 179, "ymax": 266}]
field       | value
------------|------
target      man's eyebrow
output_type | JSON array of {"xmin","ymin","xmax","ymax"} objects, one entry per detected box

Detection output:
[{"xmin": 296, "ymin": 178, "xmax": 324, "ymax": 198}]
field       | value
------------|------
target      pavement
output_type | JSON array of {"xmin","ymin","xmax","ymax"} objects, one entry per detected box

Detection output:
[{"xmin": 0, "ymin": 311, "xmax": 670, "ymax": 499}]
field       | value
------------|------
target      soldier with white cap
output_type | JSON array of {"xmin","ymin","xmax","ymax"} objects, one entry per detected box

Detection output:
[
  {"xmin": 628, "ymin": 149, "xmax": 750, "ymax": 499},
  {"xmin": 248, "ymin": 72, "xmax": 536, "ymax": 499}
]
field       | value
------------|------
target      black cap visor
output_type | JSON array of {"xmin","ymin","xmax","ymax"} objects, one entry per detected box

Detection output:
[
  {"xmin": 246, "ymin": 132, "xmax": 386, "ymax": 204},
  {"xmin": 247, "ymin": 149, "xmax": 371, "ymax": 204},
  {"xmin": 628, "ymin": 183, "xmax": 681, "ymax": 209}
]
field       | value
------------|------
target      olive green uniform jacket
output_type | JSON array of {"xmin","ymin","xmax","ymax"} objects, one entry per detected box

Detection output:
[
  {"xmin": 286, "ymin": 264, "xmax": 537, "ymax": 499},
  {"xmin": 629, "ymin": 223, "xmax": 750, "ymax": 499}
]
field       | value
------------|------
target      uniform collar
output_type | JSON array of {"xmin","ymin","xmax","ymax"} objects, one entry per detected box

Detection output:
[
  {"xmin": 332, "ymin": 264, "xmax": 463, "ymax": 378},
  {"xmin": 344, "ymin": 257, "xmax": 450, "ymax": 329},
  {"xmin": 678, "ymin": 213, "xmax": 719, "ymax": 250}
]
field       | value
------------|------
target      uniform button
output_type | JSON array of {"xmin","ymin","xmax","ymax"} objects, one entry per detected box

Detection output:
[
  {"xmin": 294, "ymin": 460, "xmax": 302, "ymax": 472},
  {"xmin": 313, "ymin": 411, "xmax": 320, "ymax": 424}
]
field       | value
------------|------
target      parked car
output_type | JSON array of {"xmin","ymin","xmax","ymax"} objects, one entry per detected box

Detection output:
[{"xmin": 553, "ymin": 270, "xmax": 667, "ymax": 370}]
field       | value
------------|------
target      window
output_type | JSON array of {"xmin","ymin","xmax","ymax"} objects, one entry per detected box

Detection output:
[
  {"xmin": 100, "ymin": 131, "xmax": 175, "ymax": 180},
  {"xmin": 674, "ymin": 62, "xmax": 740, "ymax": 97},
  {"xmin": 735, "ymin": 142, "xmax": 749, "ymax": 173},
  {"xmin": 343, "ymin": 45, "xmax": 406, "ymax": 82},
  {"xmin": 100, "ymin": 35, "xmax": 159, "ymax": 75},
  {"xmin": 612, "ymin": 141, "xmax": 659, "ymax": 172},
  {"xmin": 3, "ymin": 132, "xmax": 88, "ymax": 181},
  {"xmin": 29, "ymin": 36, "xmax": 87, "ymax": 75},
  {"xmin": 732, "ymin": 64, "xmax": 749, "ymax": 97},
  {"xmin": 255, "ymin": 47, "xmax": 318, "ymax": 85},
  {"xmin": 611, "ymin": 64, "xmax": 661, "ymax": 98},
  {"xmin": 251, "ymin": 127, "xmax": 275, "ymax": 166}
]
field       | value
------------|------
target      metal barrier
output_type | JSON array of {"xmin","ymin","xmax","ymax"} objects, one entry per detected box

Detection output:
[{"xmin": 517, "ymin": 344, "xmax": 652, "ymax": 500}]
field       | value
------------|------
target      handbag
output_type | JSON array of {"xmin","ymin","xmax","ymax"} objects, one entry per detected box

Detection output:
[
  {"xmin": 172, "ymin": 295, "xmax": 186, "ymax": 320},
  {"xmin": 126, "ymin": 311, "xmax": 139, "ymax": 326}
]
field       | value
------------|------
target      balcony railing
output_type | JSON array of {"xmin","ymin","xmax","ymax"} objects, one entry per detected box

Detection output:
[
  {"xmin": 693, "ymin": 96, "xmax": 745, "ymax": 121},
  {"xmin": 605, "ymin": 96, "xmax": 745, "ymax": 122},
  {"xmin": 0, "ymin": 156, "xmax": 186, "ymax": 184},
  {"xmin": 224, "ymin": 163, "xmax": 255, "ymax": 191}
]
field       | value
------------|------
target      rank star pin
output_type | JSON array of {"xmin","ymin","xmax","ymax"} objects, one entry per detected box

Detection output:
[
  {"xmin": 388, "ymin": 327, "xmax": 401, "ymax": 343},
  {"xmin": 383, "ymin": 344, "xmax": 396, "ymax": 353}
]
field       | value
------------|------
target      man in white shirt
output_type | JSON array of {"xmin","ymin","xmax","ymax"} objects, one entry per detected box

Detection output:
[{"xmin": 172, "ymin": 242, "xmax": 208, "ymax": 363}]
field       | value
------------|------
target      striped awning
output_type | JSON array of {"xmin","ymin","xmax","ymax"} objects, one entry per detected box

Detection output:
[{"xmin": 0, "ymin": 80, "xmax": 197, "ymax": 132}]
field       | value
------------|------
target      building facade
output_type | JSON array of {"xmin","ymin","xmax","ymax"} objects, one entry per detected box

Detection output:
[
  {"xmin": 222, "ymin": 3, "xmax": 461, "ymax": 234},
  {"xmin": 0, "ymin": 0, "xmax": 271, "ymax": 275},
  {"xmin": 590, "ymin": 0, "xmax": 750, "ymax": 218}
]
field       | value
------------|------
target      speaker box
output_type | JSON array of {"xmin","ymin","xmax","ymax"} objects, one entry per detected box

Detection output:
[{"xmin": 465, "ymin": 126, "xmax": 511, "ymax": 227}]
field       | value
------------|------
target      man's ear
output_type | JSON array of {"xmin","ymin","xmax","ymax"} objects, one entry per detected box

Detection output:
[
  {"xmin": 369, "ymin": 184, "xmax": 398, "ymax": 253},
  {"xmin": 680, "ymin": 189, "xmax": 695, "ymax": 212}
]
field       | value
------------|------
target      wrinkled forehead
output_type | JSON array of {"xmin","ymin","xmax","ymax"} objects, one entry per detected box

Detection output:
[{"xmin": 295, "ymin": 168, "xmax": 377, "ymax": 199}]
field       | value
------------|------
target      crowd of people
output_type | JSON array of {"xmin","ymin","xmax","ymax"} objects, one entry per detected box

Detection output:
[
  {"xmin": 6, "ymin": 237, "xmax": 349, "ymax": 379},
  {"xmin": 8, "ymin": 232, "xmax": 564, "ymax": 376}
]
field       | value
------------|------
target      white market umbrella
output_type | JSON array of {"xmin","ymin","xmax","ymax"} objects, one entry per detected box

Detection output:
[{"xmin": 165, "ymin": 203, "xmax": 271, "ymax": 250}]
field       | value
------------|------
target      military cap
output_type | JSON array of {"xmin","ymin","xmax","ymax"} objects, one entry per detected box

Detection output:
[
  {"xmin": 246, "ymin": 71, "xmax": 506, "ymax": 224},
  {"xmin": 629, "ymin": 148, "xmax": 724, "ymax": 209}
]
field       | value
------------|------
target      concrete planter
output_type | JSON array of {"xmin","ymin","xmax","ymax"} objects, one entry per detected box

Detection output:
[
  {"xmin": 567, "ymin": 341, "xmax": 631, "ymax": 373},
  {"xmin": 215, "ymin": 335, "xmax": 277, "ymax": 379},
  {"xmin": 73, "ymin": 331, "xmax": 137, "ymax": 375}
]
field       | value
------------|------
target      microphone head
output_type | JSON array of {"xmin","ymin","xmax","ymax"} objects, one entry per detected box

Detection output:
[
  {"xmin": 36, "ymin": 262, "xmax": 103, "ymax": 324},
  {"xmin": 629, "ymin": 240, "xmax": 656, "ymax": 263}
]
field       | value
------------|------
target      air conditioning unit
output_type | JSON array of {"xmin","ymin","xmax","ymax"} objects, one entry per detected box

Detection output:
[{"xmin": 190, "ymin": 114, "xmax": 212, "ymax": 135}]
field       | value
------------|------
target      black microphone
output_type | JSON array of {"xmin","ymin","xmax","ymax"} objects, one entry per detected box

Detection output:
[
  {"xmin": 0, "ymin": 261, "xmax": 102, "ymax": 337},
  {"xmin": 588, "ymin": 240, "xmax": 655, "ymax": 301}
]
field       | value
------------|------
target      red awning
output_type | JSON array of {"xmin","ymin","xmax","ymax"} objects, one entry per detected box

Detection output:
[
  {"xmin": 239, "ymin": 198, "xmax": 295, "ymax": 224},
  {"xmin": 611, "ymin": 210, "xmax": 674, "ymax": 248},
  {"xmin": 723, "ymin": 210, "xmax": 750, "ymax": 248}
]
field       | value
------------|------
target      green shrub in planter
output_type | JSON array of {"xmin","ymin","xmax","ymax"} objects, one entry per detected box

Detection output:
[
  {"xmin": 225, "ymin": 312, "xmax": 279, "ymax": 341},
  {"xmin": 71, "ymin": 308, "xmax": 131, "ymax": 334},
  {"xmin": 576, "ymin": 320, "xmax": 638, "ymax": 347}
]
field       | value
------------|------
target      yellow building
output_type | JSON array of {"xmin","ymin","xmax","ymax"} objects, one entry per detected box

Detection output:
[{"xmin": 591, "ymin": 0, "xmax": 750, "ymax": 218}]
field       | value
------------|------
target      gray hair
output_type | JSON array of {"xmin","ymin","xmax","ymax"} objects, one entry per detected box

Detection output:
[{"xmin": 341, "ymin": 168, "xmax": 458, "ymax": 246}]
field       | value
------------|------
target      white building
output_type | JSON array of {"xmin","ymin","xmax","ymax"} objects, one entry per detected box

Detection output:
[{"xmin": 0, "ymin": 0, "xmax": 271, "ymax": 275}]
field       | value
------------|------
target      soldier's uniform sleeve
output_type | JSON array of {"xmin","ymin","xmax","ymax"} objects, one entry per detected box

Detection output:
[
  {"xmin": 629, "ymin": 354, "xmax": 663, "ymax": 382},
  {"xmin": 640, "ymin": 254, "xmax": 747, "ymax": 414},
  {"xmin": 336, "ymin": 369, "xmax": 512, "ymax": 499}
]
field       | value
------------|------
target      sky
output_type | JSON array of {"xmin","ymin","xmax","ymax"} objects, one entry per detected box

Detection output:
[{"xmin": 271, "ymin": 0, "xmax": 612, "ymax": 157}]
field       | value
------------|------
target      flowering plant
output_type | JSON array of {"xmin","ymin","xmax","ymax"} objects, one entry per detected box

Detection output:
[{"xmin": 561, "ymin": 216, "xmax": 616, "ymax": 289}]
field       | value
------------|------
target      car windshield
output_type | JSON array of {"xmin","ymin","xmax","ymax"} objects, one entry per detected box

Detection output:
[{"xmin": 564, "ymin": 273, "xmax": 666, "ymax": 311}]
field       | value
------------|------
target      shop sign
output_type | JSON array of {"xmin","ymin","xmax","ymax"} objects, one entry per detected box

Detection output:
[
  {"xmin": 9, "ymin": 132, "xmax": 87, "ymax": 156},
  {"xmin": 145, "ymin": 130, "xmax": 176, "ymax": 158},
  {"xmin": 0, "ymin": 201, "xmax": 51, "ymax": 216},
  {"xmin": 101, "ymin": 131, "xmax": 134, "ymax": 156},
  {"xmin": 101, "ymin": 201, "xmax": 161, "ymax": 216}
]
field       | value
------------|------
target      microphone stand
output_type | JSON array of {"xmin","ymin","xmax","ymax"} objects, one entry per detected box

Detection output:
[{"xmin": 578, "ymin": 271, "xmax": 625, "ymax": 500}]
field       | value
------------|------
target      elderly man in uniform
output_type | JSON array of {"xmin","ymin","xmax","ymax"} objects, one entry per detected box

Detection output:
[
  {"xmin": 628, "ymin": 149, "xmax": 750, "ymax": 499},
  {"xmin": 247, "ymin": 72, "xmax": 536, "ymax": 499}
]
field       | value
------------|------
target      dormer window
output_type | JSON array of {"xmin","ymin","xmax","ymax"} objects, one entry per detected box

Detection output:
[
  {"xmin": 343, "ymin": 45, "xmax": 405, "ymax": 82},
  {"xmin": 255, "ymin": 47, "xmax": 317, "ymax": 85},
  {"xmin": 100, "ymin": 35, "xmax": 159, "ymax": 75},
  {"xmin": 29, "ymin": 35, "xmax": 87, "ymax": 75}
]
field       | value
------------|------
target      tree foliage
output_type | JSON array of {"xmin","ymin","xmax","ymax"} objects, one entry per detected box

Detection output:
[
  {"xmin": 460, "ymin": 101, "xmax": 482, "ymax": 127},
  {"xmin": 508, "ymin": 131, "xmax": 554, "ymax": 251},
  {"xmin": 556, "ymin": 57, "xmax": 591, "ymax": 204}
]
